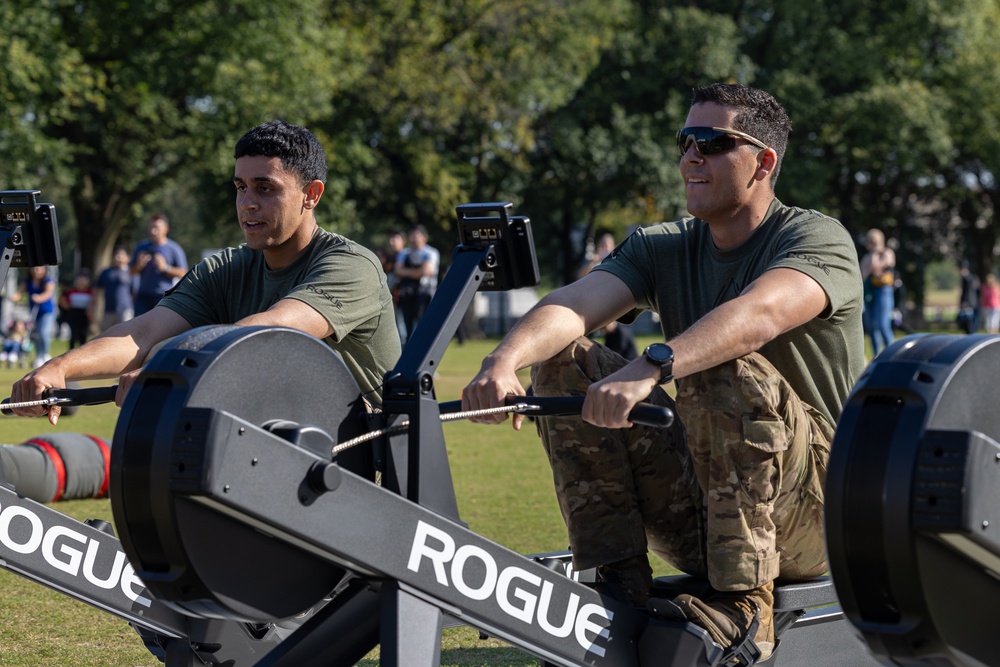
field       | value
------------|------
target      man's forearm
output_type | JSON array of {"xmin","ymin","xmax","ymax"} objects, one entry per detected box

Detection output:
[
  {"xmin": 394, "ymin": 265, "xmax": 423, "ymax": 279},
  {"xmin": 46, "ymin": 332, "xmax": 146, "ymax": 382},
  {"xmin": 482, "ymin": 302, "xmax": 590, "ymax": 374},
  {"xmin": 480, "ymin": 271, "xmax": 637, "ymax": 375}
]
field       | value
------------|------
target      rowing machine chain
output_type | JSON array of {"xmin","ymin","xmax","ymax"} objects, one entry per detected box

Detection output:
[
  {"xmin": 0, "ymin": 396, "xmax": 72, "ymax": 411},
  {"xmin": 331, "ymin": 403, "xmax": 537, "ymax": 455},
  {"xmin": 2, "ymin": 395, "xmax": 535, "ymax": 457}
]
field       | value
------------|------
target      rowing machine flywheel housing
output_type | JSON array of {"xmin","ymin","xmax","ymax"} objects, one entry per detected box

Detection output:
[
  {"xmin": 110, "ymin": 326, "xmax": 371, "ymax": 622},
  {"xmin": 827, "ymin": 334, "xmax": 1000, "ymax": 666}
]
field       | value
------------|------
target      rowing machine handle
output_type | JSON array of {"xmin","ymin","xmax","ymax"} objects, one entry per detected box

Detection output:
[
  {"xmin": 1, "ymin": 385, "xmax": 119, "ymax": 416},
  {"xmin": 45, "ymin": 385, "xmax": 120, "ymax": 406},
  {"xmin": 439, "ymin": 396, "xmax": 674, "ymax": 428},
  {"xmin": 504, "ymin": 395, "xmax": 674, "ymax": 428}
]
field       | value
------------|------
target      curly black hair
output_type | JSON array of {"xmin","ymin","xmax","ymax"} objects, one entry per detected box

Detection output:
[{"xmin": 234, "ymin": 120, "xmax": 327, "ymax": 185}]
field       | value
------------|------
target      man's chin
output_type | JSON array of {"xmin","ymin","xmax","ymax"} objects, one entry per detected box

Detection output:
[
  {"xmin": 685, "ymin": 202, "xmax": 705, "ymax": 219},
  {"xmin": 241, "ymin": 232, "xmax": 270, "ymax": 249}
]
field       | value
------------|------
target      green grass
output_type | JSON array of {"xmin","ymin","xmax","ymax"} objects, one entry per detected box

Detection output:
[{"xmin": 0, "ymin": 335, "xmax": 670, "ymax": 667}]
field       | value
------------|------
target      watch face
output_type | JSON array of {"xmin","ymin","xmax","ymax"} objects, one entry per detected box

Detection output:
[
  {"xmin": 646, "ymin": 343, "xmax": 673, "ymax": 365},
  {"xmin": 644, "ymin": 344, "xmax": 674, "ymax": 384}
]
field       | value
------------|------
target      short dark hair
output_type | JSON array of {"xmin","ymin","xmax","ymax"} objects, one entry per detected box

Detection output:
[
  {"xmin": 234, "ymin": 120, "xmax": 328, "ymax": 185},
  {"xmin": 691, "ymin": 83, "xmax": 791, "ymax": 184}
]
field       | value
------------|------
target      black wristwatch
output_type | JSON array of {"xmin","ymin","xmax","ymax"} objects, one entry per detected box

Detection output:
[{"xmin": 643, "ymin": 343, "xmax": 675, "ymax": 384}]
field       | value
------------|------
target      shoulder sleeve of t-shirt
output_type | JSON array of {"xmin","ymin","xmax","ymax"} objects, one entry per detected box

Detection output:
[
  {"xmin": 284, "ymin": 238, "xmax": 390, "ymax": 343},
  {"xmin": 767, "ymin": 208, "xmax": 862, "ymax": 320},
  {"xmin": 594, "ymin": 225, "xmax": 673, "ymax": 312},
  {"xmin": 158, "ymin": 251, "xmax": 232, "ymax": 326}
]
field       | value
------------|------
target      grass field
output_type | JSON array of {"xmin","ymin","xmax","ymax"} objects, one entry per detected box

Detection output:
[{"xmin": 0, "ymin": 334, "xmax": 669, "ymax": 667}]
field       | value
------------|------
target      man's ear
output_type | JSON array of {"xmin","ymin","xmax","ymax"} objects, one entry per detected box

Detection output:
[
  {"xmin": 755, "ymin": 147, "xmax": 778, "ymax": 182},
  {"xmin": 303, "ymin": 180, "xmax": 325, "ymax": 209}
]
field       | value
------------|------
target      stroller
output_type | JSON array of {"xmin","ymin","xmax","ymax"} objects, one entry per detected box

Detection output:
[{"xmin": 0, "ymin": 317, "xmax": 34, "ymax": 368}]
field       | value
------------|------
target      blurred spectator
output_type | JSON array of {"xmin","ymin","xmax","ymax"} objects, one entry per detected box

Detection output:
[
  {"xmin": 859, "ymin": 228, "xmax": 896, "ymax": 356},
  {"xmin": 12, "ymin": 266, "xmax": 56, "ymax": 367},
  {"xmin": 981, "ymin": 273, "xmax": 1000, "ymax": 334},
  {"xmin": 583, "ymin": 232, "xmax": 637, "ymax": 356},
  {"xmin": 394, "ymin": 225, "xmax": 439, "ymax": 343},
  {"xmin": 959, "ymin": 262, "xmax": 980, "ymax": 334},
  {"xmin": 96, "ymin": 245, "xmax": 135, "ymax": 331},
  {"xmin": 60, "ymin": 269, "xmax": 94, "ymax": 350},
  {"xmin": 578, "ymin": 232, "xmax": 617, "ymax": 279},
  {"xmin": 957, "ymin": 301, "xmax": 976, "ymax": 334},
  {"xmin": 603, "ymin": 320, "xmax": 637, "ymax": 360},
  {"xmin": 379, "ymin": 230, "xmax": 407, "ymax": 345},
  {"xmin": 1, "ymin": 319, "xmax": 30, "ymax": 368},
  {"xmin": 131, "ymin": 214, "xmax": 188, "ymax": 315}
]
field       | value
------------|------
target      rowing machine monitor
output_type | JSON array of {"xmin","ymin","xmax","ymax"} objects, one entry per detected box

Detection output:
[
  {"xmin": 0, "ymin": 189, "xmax": 62, "ymax": 270},
  {"xmin": 456, "ymin": 202, "xmax": 540, "ymax": 291}
]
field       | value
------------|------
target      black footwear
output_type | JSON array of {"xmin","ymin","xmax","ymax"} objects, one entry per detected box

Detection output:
[{"xmin": 594, "ymin": 555, "xmax": 653, "ymax": 607}]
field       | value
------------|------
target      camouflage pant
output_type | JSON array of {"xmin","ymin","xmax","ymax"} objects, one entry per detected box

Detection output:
[{"xmin": 531, "ymin": 337, "xmax": 833, "ymax": 591}]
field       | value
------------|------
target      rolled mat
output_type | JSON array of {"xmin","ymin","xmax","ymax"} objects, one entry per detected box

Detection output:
[{"xmin": 0, "ymin": 433, "xmax": 110, "ymax": 503}]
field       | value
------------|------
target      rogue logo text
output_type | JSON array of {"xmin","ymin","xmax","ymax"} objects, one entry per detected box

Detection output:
[
  {"xmin": 0, "ymin": 500, "xmax": 151, "ymax": 606},
  {"xmin": 407, "ymin": 520, "xmax": 615, "ymax": 657}
]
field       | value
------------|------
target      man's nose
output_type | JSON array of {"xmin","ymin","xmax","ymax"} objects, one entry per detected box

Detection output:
[{"xmin": 681, "ymin": 140, "xmax": 703, "ymax": 160}]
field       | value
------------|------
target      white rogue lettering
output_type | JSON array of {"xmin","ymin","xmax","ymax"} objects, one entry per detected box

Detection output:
[
  {"xmin": 0, "ymin": 501, "xmax": 151, "ymax": 607},
  {"xmin": 407, "ymin": 520, "xmax": 613, "ymax": 657}
]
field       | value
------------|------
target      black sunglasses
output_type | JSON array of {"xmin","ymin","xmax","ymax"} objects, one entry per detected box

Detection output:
[{"xmin": 676, "ymin": 126, "xmax": 768, "ymax": 157}]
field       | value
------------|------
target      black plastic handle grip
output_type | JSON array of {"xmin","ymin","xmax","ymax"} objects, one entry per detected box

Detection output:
[
  {"xmin": 503, "ymin": 395, "xmax": 673, "ymax": 428},
  {"xmin": 1, "ymin": 385, "xmax": 119, "ymax": 416},
  {"xmin": 44, "ymin": 385, "xmax": 119, "ymax": 406},
  {"xmin": 438, "ymin": 396, "xmax": 674, "ymax": 428}
]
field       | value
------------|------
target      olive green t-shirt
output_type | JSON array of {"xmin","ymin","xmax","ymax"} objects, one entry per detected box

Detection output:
[
  {"xmin": 596, "ymin": 198, "xmax": 864, "ymax": 424},
  {"xmin": 158, "ymin": 227, "xmax": 401, "ymax": 407}
]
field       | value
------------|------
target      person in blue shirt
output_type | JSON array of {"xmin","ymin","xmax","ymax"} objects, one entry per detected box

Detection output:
[
  {"xmin": 96, "ymin": 246, "xmax": 135, "ymax": 331},
  {"xmin": 130, "ymin": 214, "xmax": 188, "ymax": 315},
  {"xmin": 13, "ymin": 266, "xmax": 57, "ymax": 367}
]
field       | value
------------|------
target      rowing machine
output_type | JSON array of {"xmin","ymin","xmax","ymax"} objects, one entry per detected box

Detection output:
[
  {"xmin": 2, "ymin": 198, "xmax": 989, "ymax": 666},
  {"xmin": 0, "ymin": 191, "xmax": 291, "ymax": 666},
  {"xmin": 105, "ymin": 203, "xmax": 880, "ymax": 666}
]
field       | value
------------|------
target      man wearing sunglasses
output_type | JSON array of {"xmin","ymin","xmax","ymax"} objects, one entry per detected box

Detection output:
[{"xmin": 463, "ymin": 82, "xmax": 864, "ymax": 661}]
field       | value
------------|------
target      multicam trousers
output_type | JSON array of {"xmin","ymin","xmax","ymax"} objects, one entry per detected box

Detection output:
[{"xmin": 531, "ymin": 337, "xmax": 833, "ymax": 591}]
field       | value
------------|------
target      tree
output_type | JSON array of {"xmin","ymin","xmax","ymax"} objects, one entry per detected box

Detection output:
[
  {"xmin": 318, "ymin": 0, "xmax": 627, "ymax": 258},
  {"xmin": 730, "ymin": 0, "xmax": 996, "ymax": 315},
  {"xmin": 933, "ymin": 0, "xmax": 1000, "ymax": 285},
  {"xmin": 522, "ymin": 5, "xmax": 753, "ymax": 283},
  {"xmin": 0, "ymin": 0, "xmax": 343, "ymax": 273},
  {"xmin": 5, "ymin": 0, "xmax": 1000, "ymax": 306}
]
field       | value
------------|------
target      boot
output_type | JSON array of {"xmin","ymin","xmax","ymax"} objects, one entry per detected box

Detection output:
[
  {"xmin": 669, "ymin": 580, "xmax": 774, "ymax": 662},
  {"xmin": 594, "ymin": 554, "xmax": 653, "ymax": 608}
]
